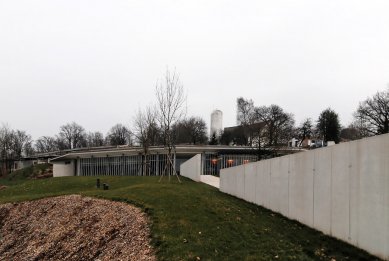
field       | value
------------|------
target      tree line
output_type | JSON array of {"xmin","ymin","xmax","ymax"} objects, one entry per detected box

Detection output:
[
  {"xmin": 1, "ymin": 84, "xmax": 387, "ymax": 172},
  {"xmin": 29, "ymin": 116, "xmax": 208, "ymax": 154},
  {"xmin": 218, "ymin": 87, "xmax": 389, "ymax": 149}
]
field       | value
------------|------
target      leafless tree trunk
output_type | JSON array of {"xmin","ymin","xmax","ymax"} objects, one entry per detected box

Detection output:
[
  {"xmin": 134, "ymin": 106, "xmax": 158, "ymax": 176},
  {"xmin": 155, "ymin": 68, "xmax": 186, "ymax": 182}
]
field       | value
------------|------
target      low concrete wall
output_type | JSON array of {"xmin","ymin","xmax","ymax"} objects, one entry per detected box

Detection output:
[
  {"xmin": 180, "ymin": 154, "xmax": 202, "ymax": 182},
  {"xmin": 220, "ymin": 133, "xmax": 389, "ymax": 260},
  {"xmin": 53, "ymin": 160, "xmax": 75, "ymax": 177}
]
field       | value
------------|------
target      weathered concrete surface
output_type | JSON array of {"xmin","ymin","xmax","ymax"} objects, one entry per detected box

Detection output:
[
  {"xmin": 200, "ymin": 175, "xmax": 220, "ymax": 188},
  {"xmin": 53, "ymin": 160, "xmax": 75, "ymax": 177},
  {"xmin": 220, "ymin": 133, "xmax": 389, "ymax": 260},
  {"xmin": 180, "ymin": 154, "xmax": 202, "ymax": 182},
  {"xmin": 180, "ymin": 154, "xmax": 220, "ymax": 188}
]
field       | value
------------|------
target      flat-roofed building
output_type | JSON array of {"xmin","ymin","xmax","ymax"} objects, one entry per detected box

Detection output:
[{"xmin": 50, "ymin": 145, "xmax": 302, "ymax": 177}]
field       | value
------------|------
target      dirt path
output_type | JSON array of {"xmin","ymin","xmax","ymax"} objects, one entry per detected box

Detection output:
[{"xmin": 0, "ymin": 195, "xmax": 156, "ymax": 261}]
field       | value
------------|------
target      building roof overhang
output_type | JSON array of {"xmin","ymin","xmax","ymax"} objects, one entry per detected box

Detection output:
[{"xmin": 49, "ymin": 145, "xmax": 305, "ymax": 163}]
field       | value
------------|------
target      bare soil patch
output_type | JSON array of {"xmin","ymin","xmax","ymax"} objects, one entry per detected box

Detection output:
[{"xmin": 0, "ymin": 195, "xmax": 156, "ymax": 261}]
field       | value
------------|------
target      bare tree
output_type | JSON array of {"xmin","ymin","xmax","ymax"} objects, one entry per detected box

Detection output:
[
  {"xmin": 354, "ymin": 88, "xmax": 389, "ymax": 136},
  {"xmin": 237, "ymin": 97, "xmax": 255, "ymax": 126},
  {"xmin": 236, "ymin": 97, "xmax": 256, "ymax": 145},
  {"xmin": 173, "ymin": 117, "xmax": 208, "ymax": 145},
  {"xmin": 0, "ymin": 125, "xmax": 33, "ymax": 175},
  {"xmin": 255, "ymin": 104, "xmax": 295, "ymax": 147},
  {"xmin": 134, "ymin": 106, "xmax": 160, "ymax": 175},
  {"xmin": 11, "ymin": 130, "xmax": 33, "ymax": 158},
  {"xmin": 297, "ymin": 118, "xmax": 313, "ymax": 146},
  {"xmin": 235, "ymin": 98, "xmax": 295, "ymax": 158},
  {"xmin": 59, "ymin": 122, "xmax": 86, "ymax": 149},
  {"xmin": 0, "ymin": 124, "xmax": 13, "ymax": 175},
  {"xmin": 86, "ymin": 131, "xmax": 105, "ymax": 147},
  {"xmin": 340, "ymin": 125, "xmax": 363, "ymax": 141},
  {"xmin": 155, "ymin": 68, "xmax": 186, "ymax": 181},
  {"xmin": 35, "ymin": 136, "xmax": 58, "ymax": 153},
  {"xmin": 55, "ymin": 135, "xmax": 69, "ymax": 151},
  {"xmin": 107, "ymin": 124, "xmax": 132, "ymax": 146}
]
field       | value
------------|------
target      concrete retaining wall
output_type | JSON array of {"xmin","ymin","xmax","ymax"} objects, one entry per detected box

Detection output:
[
  {"xmin": 220, "ymin": 134, "xmax": 389, "ymax": 260},
  {"xmin": 180, "ymin": 154, "xmax": 202, "ymax": 182}
]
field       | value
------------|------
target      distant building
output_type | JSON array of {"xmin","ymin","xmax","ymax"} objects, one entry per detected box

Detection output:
[
  {"xmin": 288, "ymin": 137, "xmax": 331, "ymax": 149},
  {"xmin": 210, "ymin": 110, "xmax": 223, "ymax": 138},
  {"xmin": 222, "ymin": 122, "xmax": 266, "ymax": 146}
]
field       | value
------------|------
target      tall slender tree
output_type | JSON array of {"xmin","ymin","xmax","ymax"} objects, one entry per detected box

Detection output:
[
  {"xmin": 236, "ymin": 97, "xmax": 256, "ymax": 145},
  {"xmin": 134, "ymin": 106, "xmax": 160, "ymax": 175},
  {"xmin": 155, "ymin": 68, "xmax": 186, "ymax": 181}
]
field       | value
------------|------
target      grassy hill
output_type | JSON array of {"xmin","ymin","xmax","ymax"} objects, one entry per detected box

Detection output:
[
  {"xmin": 0, "ymin": 163, "xmax": 52, "ymax": 186},
  {"xmin": 0, "ymin": 176, "xmax": 380, "ymax": 261}
]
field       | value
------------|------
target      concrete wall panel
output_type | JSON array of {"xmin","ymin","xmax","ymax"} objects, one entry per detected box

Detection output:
[
  {"xmin": 269, "ymin": 158, "xmax": 281, "ymax": 213},
  {"xmin": 220, "ymin": 166, "xmax": 236, "ymax": 196},
  {"xmin": 269, "ymin": 156, "xmax": 289, "ymax": 216},
  {"xmin": 219, "ymin": 170, "xmax": 226, "ymax": 192},
  {"xmin": 331, "ymin": 142, "xmax": 350, "ymax": 241},
  {"xmin": 348, "ymin": 140, "xmax": 360, "ymax": 246},
  {"xmin": 53, "ymin": 160, "xmax": 75, "ymax": 177},
  {"xmin": 180, "ymin": 154, "xmax": 201, "ymax": 182},
  {"xmin": 313, "ymin": 147, "xmax": 332, "ymax": 235},
  {"xmin": 289, "ymin": 151, "xmax": 314, "ymax": 226},
  {"xmin": 236, "ymin": 165, "xmax": 245, "ymax": 199},
  {"xmin": 254, "ymin": 161, "xmax": 265, "ymax": 206},
  {"xmin": 244, "ymin": 163, "xmax": 257, "ymax": 203},
  {"xmin": 278, "ymin": 156, "xmax": 290, "ymax": 217},
  {"xmin": 219, "ymin": 133, "xmax": 389, "ymax": 259},
  {"xmin": 385, "ymin": 135, "xmax": 389, "ymax": 260},
  {"xmin": 357, "ymin": 135, "xmax": 388, "ymax": 257},
  {"xmin": 258, "ymin": 159, "xmax": 271, "ymax": 209},
  {"xmin": 381, "ymin": 137, "xmax": 389, "ymax": 260}
]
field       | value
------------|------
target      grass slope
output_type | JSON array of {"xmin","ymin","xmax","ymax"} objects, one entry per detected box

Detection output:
[
  {"xmin": 0, "ymin": 163, "xmax": 52, "ymax": 186},
  {"xmin": 0, "ymin": 176, "xmax": 380, "ymax": 261}
]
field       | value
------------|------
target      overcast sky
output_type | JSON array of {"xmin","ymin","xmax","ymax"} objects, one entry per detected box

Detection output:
[{"xmin": 1, "ymin": 0, "xmax": 389, "ymax": 140}]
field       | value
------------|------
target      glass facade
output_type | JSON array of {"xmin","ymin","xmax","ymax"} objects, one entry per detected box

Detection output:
[
  {"xmin": 79, "ymin": 154, "xmax": 169, "ymax": 176},
  {"xmin": 77, "ymin": 153, "xmax": 257, "ymax": 177},
  {"xmin": 203, "ymin": 154, "xmax": 258, "ymax": 176}
]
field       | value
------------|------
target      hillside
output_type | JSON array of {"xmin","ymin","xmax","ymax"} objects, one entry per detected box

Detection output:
[
  {"xmin": 0, "ymin": 163, "xmax": 52, "ymax": 186},
  {"xmin": 0, "ymin": 176, "xmax": 381, "ymax": 261}
]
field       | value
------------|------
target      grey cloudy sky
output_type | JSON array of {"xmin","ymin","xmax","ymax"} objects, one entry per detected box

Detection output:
[{"xmin": 1, "ymin": 0, "xmax": 389, "ymax": 140}]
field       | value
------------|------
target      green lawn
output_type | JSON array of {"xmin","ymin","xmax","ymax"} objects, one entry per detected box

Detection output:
[{"xmin": 0, "ymin": 176, "xmax": 380, "ymax": 261}]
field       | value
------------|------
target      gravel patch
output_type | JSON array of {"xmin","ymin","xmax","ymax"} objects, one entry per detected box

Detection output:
[{"xmin": 0, "ymin": 195, "xmax": 156, "ymax": 261}]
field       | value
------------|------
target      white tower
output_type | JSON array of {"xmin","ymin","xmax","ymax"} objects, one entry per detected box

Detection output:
[{"xmin": 210, "ymin": 109, "xmax": 223, "ymax": 137}]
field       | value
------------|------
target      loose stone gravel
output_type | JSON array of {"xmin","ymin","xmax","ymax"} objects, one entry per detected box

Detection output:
[{"xmin": 0, "ymin": 195, "xmax": 156, "ymax": 261}]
